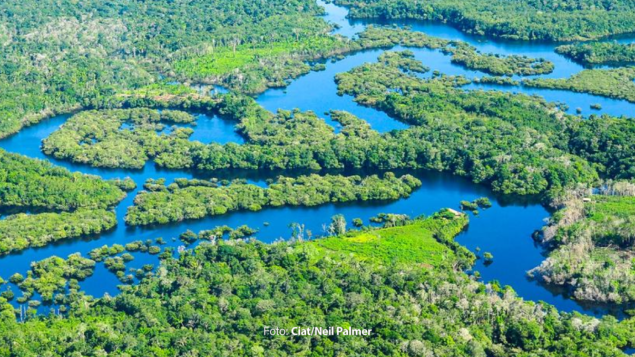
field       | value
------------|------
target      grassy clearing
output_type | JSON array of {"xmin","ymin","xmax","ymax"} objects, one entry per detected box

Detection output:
[
  {"xmin": 312, "ymin": 214, "xmax": 468, "ymax": 267},
  {"xmin": 174, "ymin": 36, "xmax": 346, "ymax": 78},
  {"xmin": 588, "ymin": 195, "xmax": 635, "ymax": 222}
]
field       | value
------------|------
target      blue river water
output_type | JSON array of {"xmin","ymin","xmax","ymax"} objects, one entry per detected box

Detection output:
[{"xmin": 0, "ymin": 0, "xmax": 634, "ymax": 318}]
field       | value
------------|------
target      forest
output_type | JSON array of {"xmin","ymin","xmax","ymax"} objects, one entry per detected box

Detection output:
[
  {"xmin": 125, "ymin": 173, "xmax": 421, "ymax": 226},
  {"xmin": 333, "ymin": 51, "xmax": 635, "ymax": 186},
  {"xmin": 0, "ymin": 209, "xmax": 116, "ymax": 256},
  {"xmin": 42, "ymin": 108, "xmax": 201, "ymax": 169},
  {"xmin": 46, "ymin": 86, "xmax": 624, "ymax": 198},
  {"xmin": 0, "ymin": 213, "xmax": 634, "ymax": 355},
  {"xmin": 0, "ymin": 0, "xmax": 329, "ymax": 137},
  {"xmin": 2, "ymin": 0, "xmax": 635, "ymax": 354},
  {"xmin": 556, "ymin": 42, "xmax": 635, "ymax": 65},
  {"xmin": 524, "ymin": 67, "xmax": 635, "ymax": 103},
  {"xmin": 355, "ymin": 27, "xmax": 555, "ymax": 76},
  {"xmin": 333, "ymin": 0, "xmax": 635, "ymax": 41},
  {"xmin": 0, "ymin": 150, "xmax": 125, "ymax": 211}
]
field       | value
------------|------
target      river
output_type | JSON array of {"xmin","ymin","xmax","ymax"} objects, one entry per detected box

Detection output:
[{"xmin": 0, "ymin": 0, "xmax": 633, "ymax": 318}]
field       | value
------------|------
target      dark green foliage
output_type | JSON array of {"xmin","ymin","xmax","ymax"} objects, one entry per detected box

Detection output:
[
  {"xmin": 334, "ymin": 57, "xmax": 599, "ymax": 194},
  {"xmin": 568, "ymin": 116, "xmax": 635, "ymax": 179},
  {"xmin": 556, "ymin": 42, "xmax": 635, "ymax": 65},
  {"xmin": 147, "ymin": 93, "xmax": 599, "ymax": 196},
  {"xmin": 358, "ymin": 27, "xmax": 554, "ymax": 76},
  {"xmin": 159, "ymin": 110, "xmax": 196, "ymax": 124},
  {"xmin": 110, "ymin": 178, "xmax": 137, "ymax": 192},
  {"xmin": 379, "ymin": 50, "xmax": 429, "ymax": 73},
  {"xmin": 475, "ymin": 197, "xmax": 493, "ymax": 208},
  {"xmin": 228, "ymin": 225, "xmax": 259, "ymax": 240},
  {"xmin": 0, "ymin": 0, "xmax": 329, "ymax": 137},
  {"xmin": 179, "ymin": 230, "xmax": 199, "ymax": 244},
  {"xmin": 460, "ymin": 200, "xmax": 479, "ymax": 212},
  {"xmin": 104, "ymin": 257, "xmax": 126, "ymax": 273},
  {"xmin": 0, "ymin": 150, "xmax": 125, "ymax": 211},
  {"xmin": 0, "ymin": 289, "xmax": 14, "ymax": 302},
  {"xmin": 449, "ymin": 42, "xmax": 554, "ymax": 76},
  {"xmin": 335, "ymin": 0, "xmax": 635, "ymax": 41}
]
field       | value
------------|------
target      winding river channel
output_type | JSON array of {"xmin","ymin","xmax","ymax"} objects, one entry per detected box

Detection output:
[{"xmin": 1, "ymin": 0, "xmax": 634, "ymax": 317}]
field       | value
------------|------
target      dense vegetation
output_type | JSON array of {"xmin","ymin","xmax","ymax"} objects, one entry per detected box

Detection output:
[
  {"xmin": 531, "ymin": 182, "xmax": 635, "ymax": 304},
  {"xmin": 0, "ymin": 149, "xmax": 125, "ymax": 256},
  {"xmin": 356, "ymin": 27, "xmax": 554, "ymax": 76},
  {"xmin": 0, "ymin": 209, "xmax": 116, "ymax": 256},
  {"xmin": 567, "ymin": 115, "xmax": 635, "ymax": 179},
  {"xmin": 3, "ymin": 0, "xmax": 635, "ymax": 353},
  {"xmin": 556, "ymin": 42, "xmax": 635, "ymax": 65},
  {"xmin": 334, "ymin": 53, "xmax": 600, "ymax": 194},
  {"xmin": 336, "ymin": 51, "xmax": 635, "ymax": 185},
  {"xmin": 1, "ymin": 213, "xmax": 634, "ymax": 355},
  {"xmin": 524, "ymin": 67, "xmax": 635, "ymax": 103},
  {"xmin": 125, "ymin": 173, "xmax": 421, "ymax": 226},
  {"xmin": 0, "ymin": 150, "xmax": 125, "ymax": 211},
  {"xmin": 0, "ymin": 0, "xmax": 331, "ymax": 137},
  {"xmin": 43, "ymin": 108, "xmax": 205, "ymax": 169},
  {"xmin": 174, "ymin": 36, "xmax": 352, "ymax": 94},
  {"xmin": 334, "ymin": 0, "xmax": 635, "ymax": 41},
  {"xmin": 45, "ymin": 85, "xmax": 628, "ymax": 197},
  {"xmin": 16, "ymin": 253, "xmax": 96, "ymax": 305}
]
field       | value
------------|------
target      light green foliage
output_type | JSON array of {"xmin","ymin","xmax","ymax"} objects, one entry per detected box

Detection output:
[
  {"xmin": 531, "ymin": 188, "xmax": 635, "ymax": 303},
  {"xmin": 174, "ymin": 35, "xmax": 350, "ymax": 93},
  {"xmin": 42, "ymin": 108, "xmax": 200, "ymax": 169},
  {"xmin": 314, "ymin": 212, "xmax": 469, "ymax": 267},
  {"xmin": 125, "ymin": 173, "xmax": 421, "ymax": 225},
  {"xmin": 524, "ymin": 67, "xmax": 635, "ymax": 103},
  {"xmin": 0, "ymin": 209, "xmax": 116, "ymax": 256},
  {"xmin": 17, "ymin": 254, "xmax": 95, "ymax": 303}
]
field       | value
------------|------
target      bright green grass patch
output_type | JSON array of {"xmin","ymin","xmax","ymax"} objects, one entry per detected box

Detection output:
[
  {"xmin": 174, "ymin": 36, "xmax": 346, "ymax": 77},
  {"xmin": 312, "ymin": 215, "xmax": 467, "ymax": 267},
  {"xmin": 588, "ymin": 195, "xmax": 635, "ymax": 222}
]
